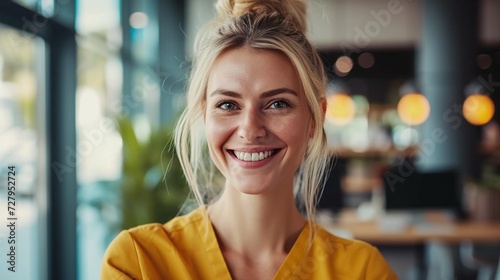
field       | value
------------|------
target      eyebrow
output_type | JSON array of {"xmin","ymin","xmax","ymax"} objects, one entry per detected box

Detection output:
[{"xmin": 209, "ymin": 88, "xmax": 298, "ymax": 98}]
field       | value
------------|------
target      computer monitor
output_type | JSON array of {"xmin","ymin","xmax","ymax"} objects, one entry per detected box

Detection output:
[{"xmin": 384, "ymin": 167, "xmax": 461, "ymax": 212}]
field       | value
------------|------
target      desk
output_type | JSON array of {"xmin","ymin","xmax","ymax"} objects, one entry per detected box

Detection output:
[
  {"xmin": 322, "ymin": 210, "xmax": 500, "ymax": 244},
  {"xmin": 321, "ymin": 210, "xmax": 500, "ymax": 279}
]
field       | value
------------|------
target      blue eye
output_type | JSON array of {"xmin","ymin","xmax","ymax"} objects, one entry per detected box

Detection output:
[
  {"xmin": 269, "ymin": 99, "xmax": 291, "ymax": 109},
  {"xmin": 216, "ymin": 101, "xmax": 238, "ymax": 111}
]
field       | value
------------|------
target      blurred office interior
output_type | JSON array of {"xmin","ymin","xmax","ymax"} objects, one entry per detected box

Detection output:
[{"xmin": 0, "ymin": 0, "xmax": 500, "ymax": 279}]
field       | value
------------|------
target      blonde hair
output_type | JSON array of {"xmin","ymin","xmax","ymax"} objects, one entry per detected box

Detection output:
[{"xmin": 174, "ymin": 0, "xmax": 330, "ymax": 222}]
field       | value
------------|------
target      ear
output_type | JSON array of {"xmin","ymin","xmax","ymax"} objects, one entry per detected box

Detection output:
[{"xmin": 309, "ymin": 98, "xmax": 327, "ymax": 138}]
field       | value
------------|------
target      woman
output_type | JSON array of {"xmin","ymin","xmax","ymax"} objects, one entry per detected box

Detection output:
[{"xmin": 101, "ymin": 0, "xmax": 397, "ymax": 279}]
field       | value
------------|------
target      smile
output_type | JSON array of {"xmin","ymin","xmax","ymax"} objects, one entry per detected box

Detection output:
[{"xmin": 232, "ymin": 150, "xmax": 277, "ymax": 162}]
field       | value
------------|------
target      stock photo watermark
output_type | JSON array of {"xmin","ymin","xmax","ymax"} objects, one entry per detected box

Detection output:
[
  {"xmin": 339, "ymin": 0, "xmax": 406, "ymax": 55},
  {"xmin": 7, "ymin": 0, "xmax": 72, "ymax": 49},
  {"xmin": 384, "ymin": 72, "xmax": 500, "ymax": 192}
]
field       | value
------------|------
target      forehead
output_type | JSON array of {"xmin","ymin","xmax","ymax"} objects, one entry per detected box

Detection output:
[{"xmin": 206, "ymin": 47, "xmax": 303, "ymax": 96}]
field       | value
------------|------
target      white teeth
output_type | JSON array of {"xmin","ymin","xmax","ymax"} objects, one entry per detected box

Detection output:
[{"xmin": 234, "ymin": 150, "xmax": 275, "ymax": 162}]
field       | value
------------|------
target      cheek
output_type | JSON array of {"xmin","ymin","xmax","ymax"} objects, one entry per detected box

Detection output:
[
  {"xmin": 206, "ymin": 117, "xmax": 231, "ymax": 143},
  {"xmin": 276, "ymin": 116, "xmax": 311, "ymax": 151},
  {"xmin": 205, "ymin": 117, "xmax": 232, "ymax": 165},
  {"xmin": 205, "ymin": 125, "xmax": 224, "ymax": 174}
]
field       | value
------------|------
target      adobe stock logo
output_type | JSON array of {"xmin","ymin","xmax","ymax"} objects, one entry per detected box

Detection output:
[
  {"xmin": 340, "ymin": 0, "xmax": 405, "ymax": 55},
  {"xmin": 384, "ymin": 71, "xmax": 500, "ymax": 192},
  {"xmin": 9, "ymin": 0, "xmax": 72, "ymax": 50}
]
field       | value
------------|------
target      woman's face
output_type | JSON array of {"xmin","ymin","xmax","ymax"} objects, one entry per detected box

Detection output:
[{"xmin": 205, "ymin": 47, "xmax": 312, "ymax": 195}]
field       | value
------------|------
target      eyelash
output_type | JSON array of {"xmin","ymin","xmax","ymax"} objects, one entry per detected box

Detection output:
[
  {"xmin": 215, "ymin": 99, "xmax": 293, "ymax": 111},
  {"xmin": 268, "ymin": 99, "xmax": 292, "ymax": 109},
  {"xmin": 215, "ymin": 101, "xmax": 238, "ymax": 111}
]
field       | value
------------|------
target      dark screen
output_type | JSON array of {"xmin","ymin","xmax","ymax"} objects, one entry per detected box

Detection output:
[
  {"xmin": 317, "ymin": 157, "xmax": 346, "ymax": 214},
  {"xmin": 384, "ymin": 168, "xmax": 461, "ymax": 210}
]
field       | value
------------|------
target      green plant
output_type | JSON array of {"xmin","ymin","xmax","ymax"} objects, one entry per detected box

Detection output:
[
  {"xmin": 117, "ymin": 116, "xmax": 189, "ymax": 229},
  {"xmin": 477, "ymin": 164, "xmax": 500, "ymax": 191}
]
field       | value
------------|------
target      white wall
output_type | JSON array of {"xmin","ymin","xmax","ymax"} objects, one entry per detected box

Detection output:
[
  {"xmin": 307, "ymin": 0, "xmax": 421, "ymax": 49},
  {"xmin": 185, "ymin": 0, "xmax": 217, "ymax": 55},
  {"xmin": 186, "ymin": 0, "xmax": 499, "ymax": 53}
]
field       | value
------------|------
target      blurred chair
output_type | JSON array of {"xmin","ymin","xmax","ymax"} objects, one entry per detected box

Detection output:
[{"xmin": 459, "ymin": 242, "xmax": 500, "ymax": 280}]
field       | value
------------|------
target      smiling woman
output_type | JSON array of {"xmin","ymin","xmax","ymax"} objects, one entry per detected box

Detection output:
[
  {"xmin": 205, "ymin": 48, "xmax": 310, "ymax": 197},
  {"xmin": 101, "ymin": 0, "xmax": 397, "ymax": 279}
]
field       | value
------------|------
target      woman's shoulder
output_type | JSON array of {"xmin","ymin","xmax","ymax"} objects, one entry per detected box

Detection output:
[
  {"xmin": 101, "ymin": 207, "xmax": 209, "ymax": 279},
  {"xmin": 105, "ymin": 207, "xmax": 205, "ymax": 258},
  {"xmin": 309, "ymin": 224, "xmax": 398, "ymax": 279},
  {"xmin": 313, "ymin": 224, "xmax": 374, "ymax": 252},
  {"xmin": 127, "ymin": 206, "xmax": 206, "ymax": 237}
]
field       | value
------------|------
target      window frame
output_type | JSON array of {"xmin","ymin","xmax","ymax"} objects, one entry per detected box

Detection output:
[{"xmin": 0, "ymin": 2, "xmax": 77, "ymax": 280}]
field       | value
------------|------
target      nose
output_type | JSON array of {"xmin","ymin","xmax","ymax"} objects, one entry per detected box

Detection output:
[{"xmin": 237, "ymin": 109, "xmax": 266, "ymax": 141}]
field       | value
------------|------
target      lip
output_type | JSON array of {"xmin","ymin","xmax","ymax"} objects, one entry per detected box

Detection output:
[
  {"xmin": 229, "ymin": 147, "xmax": 279, "ymax": 153},
  {"xmin": 227, "ymin": 148, "xmax": 282, "ymax": 168}
]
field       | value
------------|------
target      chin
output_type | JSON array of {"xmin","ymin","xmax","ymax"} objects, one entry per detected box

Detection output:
[
  {"xmin": 235, "ymin": 187, "xmax": 270, "ymax": 196},
  {"xmin": 226, "ymin": 179, "xmax": 276, "ymax": 196}
]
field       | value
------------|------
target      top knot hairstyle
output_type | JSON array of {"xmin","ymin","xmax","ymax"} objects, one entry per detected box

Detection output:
[
  {"xmin": 175, "ymin": 0, "xmax": 330, "ymax": 221},
  {"xmin": 215, "ymin": 0, "xmax": 307, "ymax": 33}
]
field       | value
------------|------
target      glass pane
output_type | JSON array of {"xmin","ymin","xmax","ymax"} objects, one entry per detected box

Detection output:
[
  {"xmin": 11, "ymin": 0, "xmax": 61, "ymax": 18},
  {"xmin": 75, "ymin": 1, "xmax": 122, "ymax": 280},
  {"xmin": 0, "ymin": 23, "xmax": 45, "ymax": 280},
  {"xmin": 76, "ymin": 0, "xmax": 121, "ymax": 35},
  {"xmin": 12, "ymin": 0, "xmax": 38, "ymax": 10}
]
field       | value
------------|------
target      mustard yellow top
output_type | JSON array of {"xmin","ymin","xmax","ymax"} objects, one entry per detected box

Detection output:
[{"xmin": 101, "ymin": 207, "xmax": 398, "ymax": 279}]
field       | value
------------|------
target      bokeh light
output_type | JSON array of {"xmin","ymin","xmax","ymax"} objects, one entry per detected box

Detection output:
[
  {"xmin": 335, "ymin": 56, "xmax": 353, "ymax": 76},
  {"xmin": 476, "ymin": 54, "xmax": 492, "ymax": 70},
  {"xmin": 463, "ymin": 94, "xmax": 495, "ymax": 126},
  {"xmin": 326, "ymin": 93, "xmax": 356, "ymax": 125},
  {"xmin": 397, "ymin": 93, "xmax": 430, "ymax": 126},
  {"xmin": 129, "ymin": 12, "xmax": 149, "ymax": 29},
  {"xmin": 358, "ymin": 52, "xmax": 375, "ymax": 69}
]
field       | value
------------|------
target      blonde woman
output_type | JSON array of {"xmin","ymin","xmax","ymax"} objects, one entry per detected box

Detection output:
[{"xmin": 101, "ymin": 0, "xmax": 397, "ymax": 279}]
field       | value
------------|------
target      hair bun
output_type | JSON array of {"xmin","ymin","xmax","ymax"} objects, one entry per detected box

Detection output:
[{"xmin": 215, "ymin": 0, "xmax": 307, "ymax": 32}]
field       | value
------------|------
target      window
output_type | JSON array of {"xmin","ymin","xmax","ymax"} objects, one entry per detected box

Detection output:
[{"xmin": 0, "ymin": 23, "xmax": 46, "ymax": 280}]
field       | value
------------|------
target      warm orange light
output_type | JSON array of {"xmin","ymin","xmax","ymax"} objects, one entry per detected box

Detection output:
[
  {"xmin": 326, "ymin": 94, "xmax": 355, "ymax": 125},
  {"xmin": 463, "ymin": 94, "xmax": 495, "ymax": 126},
  {"xmin": 397, "ymin": 93, "xmax": 430, "ymax": 126}
]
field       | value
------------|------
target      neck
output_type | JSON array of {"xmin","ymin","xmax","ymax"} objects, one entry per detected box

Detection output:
[{"xmin": 207, "ymin": 186, "xmax": 306, "ymax": 259}]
